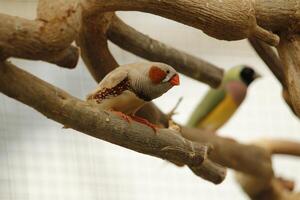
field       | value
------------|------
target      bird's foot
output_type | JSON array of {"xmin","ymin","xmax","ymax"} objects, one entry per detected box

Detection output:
[
  {"xmin": 130, "ymin": 115, "xmax": 158, "ymax": 133},
  {"xmin": 110, "ymin": 110, "xmax": 132, "ymax": 123},
  {"xmin": 109, "ymin": 111, "xmax": 158, "ymax": 133}
]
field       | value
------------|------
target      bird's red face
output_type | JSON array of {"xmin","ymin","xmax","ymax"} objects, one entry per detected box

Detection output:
[{"xmin": 149, "ymin": 66, "xmax": 180, "ymax": 86}]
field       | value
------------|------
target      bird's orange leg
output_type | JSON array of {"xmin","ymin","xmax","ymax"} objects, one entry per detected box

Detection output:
[
  {"xmin": 110, "ymin": 110, "xmax": 132, "ymax": 123},
  {"xmin": 109, "ymin": 110, "xmax": 158, "ymax": 133},
  {"xmin": 130, "ymin": 115, "xmax": 158, "ymax": 133}
]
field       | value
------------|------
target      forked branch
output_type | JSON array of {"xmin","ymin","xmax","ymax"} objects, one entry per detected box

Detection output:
[
  {"xmin": 235, "ymin": 139, "xmax": 300, "ymax": 200},
  {"xmin": 181, "ymin": 127, "xmax": 273, "ymax": 179}
]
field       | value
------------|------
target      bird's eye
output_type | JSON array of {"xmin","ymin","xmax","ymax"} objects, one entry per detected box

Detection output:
[
  {"xmin": 166, "ymin": 70, "xmax": 170, "ymax": 74},
  {"xmin": 241, "ymin": 67, "xmax": 255, "ymax": 85}
]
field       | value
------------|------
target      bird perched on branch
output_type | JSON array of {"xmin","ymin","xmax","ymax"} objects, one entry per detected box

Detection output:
[
  {"xmin": 87, "ymin": 62, "xmax": 180, "ymax": 130},
  {"xmin": 186, "ymin": 65, "xmax": 260, "ymax": 132}
]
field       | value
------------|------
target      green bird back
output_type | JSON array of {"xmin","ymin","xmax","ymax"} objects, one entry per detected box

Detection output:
[{"xmin": 186, "ymin": 88, "xmax": 225, "ymax": 127}]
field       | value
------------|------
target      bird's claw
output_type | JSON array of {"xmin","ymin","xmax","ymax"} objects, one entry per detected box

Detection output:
[
  {"xmin": 109, "ymin": 110, "xmax": 158, "ymax": 133},
  {"xmin": 110, "ymin": 110, "xmax": 132, "ymax": 123}
]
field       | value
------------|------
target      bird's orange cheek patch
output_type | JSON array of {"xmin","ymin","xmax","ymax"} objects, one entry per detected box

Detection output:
[{"xmin": 149, "ymin": 66, "xmax": 167, "ymax": 84}]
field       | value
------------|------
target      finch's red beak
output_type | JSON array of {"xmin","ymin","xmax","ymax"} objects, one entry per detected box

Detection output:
[{"xmin": 169, "ymin": 74, "xmax": 180, "ymax": 86}]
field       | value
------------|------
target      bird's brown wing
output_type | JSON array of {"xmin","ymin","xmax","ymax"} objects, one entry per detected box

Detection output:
[
  {"xmin": 99, "ymin": 67, "xmax": 129, "ymax": 89},
  {"xmin": 86, "ymin": 68, "xmax": 129, "ymax": 101}
]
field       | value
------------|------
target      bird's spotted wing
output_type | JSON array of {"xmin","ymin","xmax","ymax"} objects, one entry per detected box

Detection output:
[
  {"xmin": 86, "ymin": 68, "xmax": 129, "ymax": 101},
  {"xmin": 186, "ymin": 88, "xmax": 226, "ymax": 128}
]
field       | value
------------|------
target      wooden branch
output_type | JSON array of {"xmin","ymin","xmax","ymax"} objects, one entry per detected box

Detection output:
[
  {"xmin": 86, "ymin": 0, "xmax": 279, "ymax": 46},
  {"xmin": 4, "ymin": 0, "xmax": 300, "ymax": 68},
  {"xmin": 107, "ymin": 15, "xmax": 223, "ymax": 88},
  {"xmin": 135, "ymin": 103, "xmax": 169, "ymax": 127},
  {"xmin": 277, "ymin": 33, "xmax": 300, "ymax": 117},
  {"xmin": 235, "ymin": 172, "xmax": 299, "ymax": 200},
  {"xmin": 3, "ymin": 0, "xmax": 300, "ymax": 68},
  {"xmin": 0, "ymin": 0, "xmax": 82, "ymax": 66},
  {"xmin": 239, "ymin": 139, "xmax": 300, "ymax": 200},
  {"xmin": 255, "ymin": 139, "xmax": 300, "ymax": 157},
  {"xmin": 235, "ymin": 138, "xmax": 300, "ymax": 200},
  {"xmin": 135, "ymin": 107, "xmax": 274, "ymax": 179},
  {"xmin": 190, "ymin": 159, "xmax": 227, "ymax": 184},
  {"xmin": 248, "ymin": 37, "xmax": 298, "ymax": 116},
  {"xmin": 45, "ymin": 46, "xmax": 79, "ymax": 69},
  {"xmin": 76, "ymin": 12, "xmax": 118, "ymax": 82},
  {"xmin": 236, "ymin": 172, "xmax": 286, "ymax": 200},
  {"xmin": 166, "ymin": 97, "xmax": 183, "ymax": 119},
  {"xmin": 181, "ymin": 127, "xmax": 273, "ymax": 179},
  {"xmin": 249, "ymin": 37, "xmax": 285, "ymax": 86},
  {"xmin": 0, "ymin": 13, "xmax": 79, "ymax": 68},
  {"xmin": 132, "ymin": 102, "xmax": 273, "ymax": 180},
  {"xmin": 0, "ymin": 61, "xmax": 227, "ymax": 181},
  {"xmin": 254, "ymin": 0, "xmax": 300, "ymax": 33}
]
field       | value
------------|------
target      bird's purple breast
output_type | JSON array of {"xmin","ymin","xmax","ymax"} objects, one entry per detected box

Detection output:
[{"xmin": 225, "ymin": 81, "xmax": 248, "ymax": 105}]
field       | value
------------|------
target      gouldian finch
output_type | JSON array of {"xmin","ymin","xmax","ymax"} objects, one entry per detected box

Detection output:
[
  {"xmin": 87, "ymin": 62, "xmax": 180, "ymax": 129},
  {"xmin": 186, "ymin": 65, "xmax": 260, "ymax": 132}
]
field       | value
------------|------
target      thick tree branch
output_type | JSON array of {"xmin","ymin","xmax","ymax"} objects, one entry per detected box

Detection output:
[
  {"xmin": 256, "ymin": 139, "xmax": 300, "ymax": 157},
  {"xmin": 190, "ymin": 159, "xmax": 227, "ymax": 184},
  {"xmin": 235, "ymin": 172, "xmax": 300, "ymax": 200},
  {"xmin": 277, "ymin": 33, "xmax": 300, "ymax": 117},
  {"xmin": 135, "ymin": 103, "xmax": 169, "ymax": 127},
  {"xmin": 0, "ymin": 13, "xmax": 79, "ymax": 68},
  {"xmin": 0, "ymin": 1, "xmax": 83, "ymax": 68},
  {"xmin": 249, "ymin": 37, "xmax": 285, "ymax": 86},
  {"xmin": 133, "ymin": 106, "xmax": 274, "ymax": 179},
  {"xmin": 76, "ymin": 12, "xmax": 117, "ymax": 82},
  {"xmin": 235, "ymin": 138, "xmax": 300, "ymax": 200},
  {"xmin": 85, "ymin": 0, "xmax": 279, "ymax": 46},
  {"xmin": 45, "ymin": 46, "xmax": 79, "ymax": 69},
  {"xmin": 248, "ymin": 37, "xmax": 298, "ymax": 116},
  {"xmin": 94, "ymin": 0, "xmax": 300, "ymax": 36},
  {"xmin": 0, "ymin": 61, "xmax": 227, "ymax": 181},
  {"xmin": 3, "ymin": 0, "xmax": 300, "ymax": 68},
  {"xmin": 181, "ymin": 127, "xmax": 273, "ymax": 179},
  {"xmin": 107, "ymin": 15, "xmax": 223, "ymax": 88},
  {"xmin": 3, "ymin": 0, "xmax": 300, "ymax": 69},
  {"xmin": 254, "ymin": 0, "xmax": 300, "ymax": 33}
]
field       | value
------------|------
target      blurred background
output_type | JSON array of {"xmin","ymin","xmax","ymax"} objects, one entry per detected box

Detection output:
[{"xmin": 1, "ymin": 0, "xmax": 300, "ymax": 199}]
